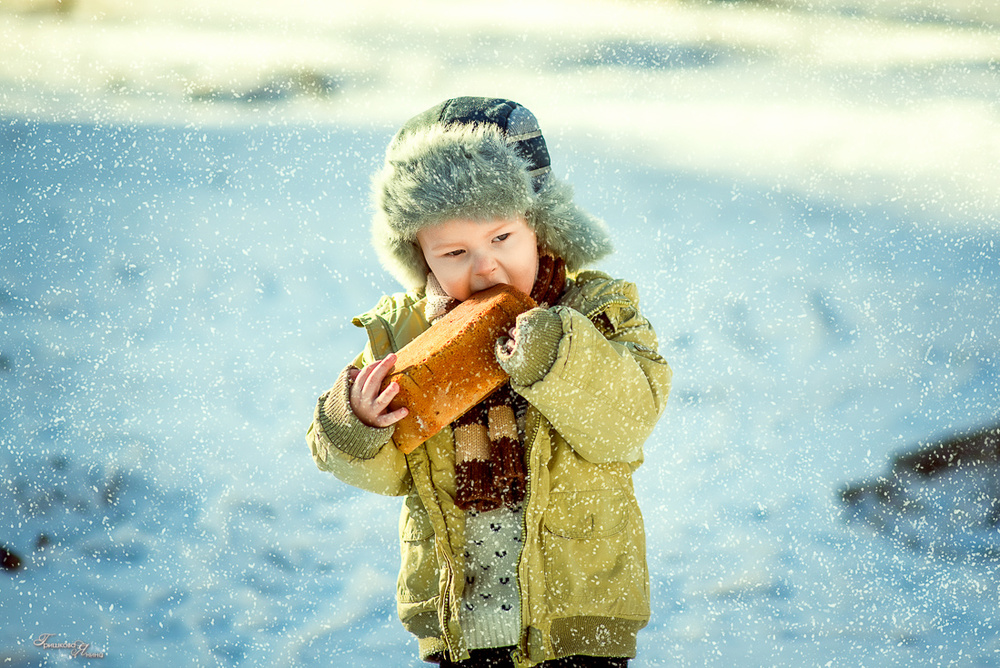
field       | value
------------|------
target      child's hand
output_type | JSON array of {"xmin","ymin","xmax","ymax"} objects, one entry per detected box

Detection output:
[
  {"xmin": 501, "ymin": 325, "xmax": 518, "ymax": 354},
  {"xmin": 349, "ymin": 353, "xmax": 409, "ymax": 428}
]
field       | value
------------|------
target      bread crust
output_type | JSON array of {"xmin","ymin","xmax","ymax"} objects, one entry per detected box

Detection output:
[{"xmin": 384, "ymin": 285, "xmax": 536, "ymax": 453}]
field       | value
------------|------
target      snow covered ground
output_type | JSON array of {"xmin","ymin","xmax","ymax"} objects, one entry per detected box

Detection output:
[{"xmin": 2, "ymin": 0, "xmax": 1000, "ymax": 665}]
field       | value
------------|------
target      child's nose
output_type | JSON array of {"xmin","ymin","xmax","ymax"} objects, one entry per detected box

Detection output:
[{"xmin": 472, "ymin": 251, "xmax": 498, "ymax": 276}]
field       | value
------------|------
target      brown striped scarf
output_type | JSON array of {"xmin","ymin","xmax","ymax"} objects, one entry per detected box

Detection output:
[{"xmin": 425, "ymin": 253, "xmax": 566, "ymax": 512}]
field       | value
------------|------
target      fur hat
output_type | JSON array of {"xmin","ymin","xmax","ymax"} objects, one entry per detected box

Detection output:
[{"xmin": 371, "ymin": 97, "xmax": 613, "ymax": 289}]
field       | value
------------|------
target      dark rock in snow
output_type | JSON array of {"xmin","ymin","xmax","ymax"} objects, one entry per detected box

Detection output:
[
  {"xmin": 190, "ymin": 70, "xmax": 340, "ymax": 105},
  {"xmin": 1, "ymin": 545, "xmax": 23, "ymax": 572},
  {"xmin": 894, "ymin": 426, "xmax": 1000, "ymax": 476},
  {"xmin": 840, "ymin": 423, "xmax": 1000, "ymax": 560}
]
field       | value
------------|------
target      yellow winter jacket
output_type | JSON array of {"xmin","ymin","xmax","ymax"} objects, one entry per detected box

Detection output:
[{"xmin": 307, "ymin": 271, "xmax": 671, "ymax": 666}]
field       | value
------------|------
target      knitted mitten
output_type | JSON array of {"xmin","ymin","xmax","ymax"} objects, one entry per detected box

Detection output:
[{"xmin": 495, "ymin": 308, "xmax": 564, "ymax": 387}]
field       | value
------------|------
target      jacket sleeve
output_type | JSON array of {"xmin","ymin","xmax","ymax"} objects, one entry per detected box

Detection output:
[
  {"xmin": 505, "ymin": 280, "xmax": 671, "ymax": 465},
  {"xmin": 306, "ymin": 346, "xmax": 412, "ymax": 496}
]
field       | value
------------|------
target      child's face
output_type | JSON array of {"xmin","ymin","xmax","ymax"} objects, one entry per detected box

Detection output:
[{"xmin": 417, "ymin": 216, "xmax": 539, "ymax": 302}]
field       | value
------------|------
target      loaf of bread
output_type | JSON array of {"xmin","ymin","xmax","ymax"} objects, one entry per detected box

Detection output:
[{"xmin": 384, "ymin": 284, "xmax": 537, "ymax": 454}]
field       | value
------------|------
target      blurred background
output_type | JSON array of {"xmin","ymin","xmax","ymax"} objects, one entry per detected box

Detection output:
[
  {"xmin": 3, "ymin": 0, "xmax": 999, "ymax": 221},
  {"xmin": 3, "ymin": 1, "xmax": 1000, "ymax": 666}
]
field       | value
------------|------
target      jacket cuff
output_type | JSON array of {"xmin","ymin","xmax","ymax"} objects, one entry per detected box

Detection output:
[
  {"xmin": 315, "ymin": 366, "xmax": 394, "ymax": 460},
  {"xmin": 495, "ymin": 307, "xmax": 564, "ymax": 387}
]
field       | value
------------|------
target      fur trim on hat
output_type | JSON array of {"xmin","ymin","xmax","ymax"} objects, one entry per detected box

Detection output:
[{"xmin": 371, "ymin": 123, "xmax": 613, "ymax": 289}]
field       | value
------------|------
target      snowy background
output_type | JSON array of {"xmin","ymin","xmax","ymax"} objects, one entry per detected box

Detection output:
[{"xmin": 2, "ymin": 0, "xmax": 1000, "ymax": 665}]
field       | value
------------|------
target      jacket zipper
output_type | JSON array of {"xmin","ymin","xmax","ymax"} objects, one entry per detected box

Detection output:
[
  {"xmin": 512, "ymin": 407, "xmax": 542, "ymax": 668},
  {"xmin": 585, "ymin": 297, "xmax": 630, "ymax": 322},
  {"xmin": 440, "ymin": 547, "xmax": 460, "ymax": 659},
  {"xmin": 415, "ymin": 452, "xmax": 463, "ymax": 661}
]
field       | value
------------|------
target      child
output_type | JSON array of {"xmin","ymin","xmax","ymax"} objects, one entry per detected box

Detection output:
[{"xmin": 307, "ymin": 97, "xmax": 671, "ymax": 668}]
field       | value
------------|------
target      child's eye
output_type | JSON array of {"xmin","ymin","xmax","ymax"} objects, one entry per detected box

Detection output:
[
  {"xmin": 493, "ymin": 233, "xmax": 510, "ymax": 243},
  {"xmin": 445, "ymin": 249, "xmax": 465, "ymax": 257}
]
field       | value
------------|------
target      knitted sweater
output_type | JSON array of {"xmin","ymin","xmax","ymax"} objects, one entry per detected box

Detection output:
[{"xmin": 460, "ymin": 504, "xmax": 523, "ymax": 649}]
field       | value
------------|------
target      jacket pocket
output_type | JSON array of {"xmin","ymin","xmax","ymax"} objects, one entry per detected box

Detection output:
[
  {"xmin": 542, "ymin": 490, "xmax": 647, "ymax": 615},
  {"xmin": 397, "ymin": 495, "xmax": 439, "ymax": 606}
]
